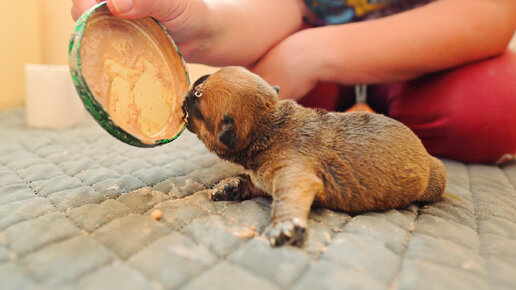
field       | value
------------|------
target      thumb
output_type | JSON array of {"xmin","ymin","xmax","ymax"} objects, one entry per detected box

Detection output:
[{"xmin": 106, "ymin": 0, "xmax": 184, "ymax": 21}]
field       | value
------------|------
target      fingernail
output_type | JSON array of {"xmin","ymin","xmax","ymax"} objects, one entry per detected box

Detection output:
[{"xmin": 112, "ymin": 0, "xmax": 133, "ymax": 14}]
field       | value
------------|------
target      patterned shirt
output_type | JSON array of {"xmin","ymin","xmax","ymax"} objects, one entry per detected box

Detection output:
[{"xmin": 303, "ymin": 0, "xmax": 435, "ymax": 26}]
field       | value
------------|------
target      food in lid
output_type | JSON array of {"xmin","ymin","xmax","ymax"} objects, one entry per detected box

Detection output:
[{"xmin": 69, "ymin": 2, "xmax": 190, "ymax": 147}]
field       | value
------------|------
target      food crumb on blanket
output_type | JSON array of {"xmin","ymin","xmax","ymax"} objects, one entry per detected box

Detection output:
[
  {"xmin": 151, "ymin": 209, "xmax": 163, "ymax": 221},
  {"xmin": 170, "ymin": 179, "xmax": 206, "ymax": 198},
  {"xmin": 107, "ymin": 184, "xmax": 120, "ymax": 191},
  {"xmin": 233, "ymin": 226, "xmax": 257, "ymax": 239}
]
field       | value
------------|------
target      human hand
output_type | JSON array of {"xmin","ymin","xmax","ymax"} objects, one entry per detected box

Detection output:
[
  {"xmin": 71, "ymin": 0, "xmax": 307, "ymax": 66},
  {"xmin": 71, "ymin": 0, "xmax": 208, "ymax": 58},
  {"xmin": 249, "ymin": 29, "xmax": 324, "ymax": 101},
  {"xmin": 71, "ymin": 0, "xmax": 100, "ymax": 20}
]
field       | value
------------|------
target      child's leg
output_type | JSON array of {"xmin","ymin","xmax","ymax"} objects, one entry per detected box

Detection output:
[
  {"xmin": 369, "ymin": 51, "xmax": 516, "ymax": 164},
  {"xmin": 297, "ymin": 82, "xmax": 355, "ymax": 111}
]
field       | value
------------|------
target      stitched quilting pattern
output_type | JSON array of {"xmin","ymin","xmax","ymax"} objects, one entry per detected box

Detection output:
[{"xmin": 1, "ymin": 109, "xmax": 515, "ymax": 289}]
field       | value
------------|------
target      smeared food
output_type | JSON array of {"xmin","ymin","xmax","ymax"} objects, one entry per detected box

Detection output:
[{"xmin": 80, "ymin": 6, "xmax": 188, "ymax": 144}]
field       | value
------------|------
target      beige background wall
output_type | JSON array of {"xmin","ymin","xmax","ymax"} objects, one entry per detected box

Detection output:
[
  {"xmin": 0, "ymin": 0, "xmax": 43, "ymax": 110},
  {"xmin": 0, "ymin": 0, "xmax": 75, "ymax": 110},
  {"xmin": 0, "ymin": 2, "xmax": 514, "ymax": 111},
  {"xmin": 41, "ymin": 0, "xmax": 77, "ymax": 65},
  {"xmin": 510, "ymin": 35, "xmax": 516, "ymax": 52}
]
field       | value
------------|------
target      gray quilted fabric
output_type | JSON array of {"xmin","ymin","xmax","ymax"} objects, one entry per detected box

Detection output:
[{"xmin": 1, "ymin": 108, "xmax": 515, "ymax": 290}]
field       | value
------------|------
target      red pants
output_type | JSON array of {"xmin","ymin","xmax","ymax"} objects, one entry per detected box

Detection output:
[{"xmin": 299, "ymin": 51, "xmax": 516, "ymax": 164}]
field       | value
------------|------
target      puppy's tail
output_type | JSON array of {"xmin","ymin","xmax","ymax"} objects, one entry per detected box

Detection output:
[{"xmin": 417, "ymin": 157, "xmax": 446, "ymax": 203}]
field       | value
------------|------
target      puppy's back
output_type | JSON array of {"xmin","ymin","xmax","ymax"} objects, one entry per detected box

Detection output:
[{"xmin": 308, "ymin": 111, "xmax": 443, "ymax": 211}]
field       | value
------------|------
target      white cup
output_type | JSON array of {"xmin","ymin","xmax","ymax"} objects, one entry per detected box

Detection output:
[{"xmin": 25, "ymin": 64, "xmax": 85, "ymax": 128}]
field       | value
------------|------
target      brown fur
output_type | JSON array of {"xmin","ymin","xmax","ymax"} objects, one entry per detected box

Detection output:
[{"xmin": 182, "ymin": 67, "xmax": 446, "ymax": 246}]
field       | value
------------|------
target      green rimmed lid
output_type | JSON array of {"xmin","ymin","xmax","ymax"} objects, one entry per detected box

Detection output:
[{"xmin": 69, "ymin": 2, "xmax": 190, "ymax": 147}]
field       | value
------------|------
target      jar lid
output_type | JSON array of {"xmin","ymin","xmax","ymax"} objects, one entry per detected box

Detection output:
[{"xmin": 69, "ymin": 2, "xmax": 190, "ymax": 147}]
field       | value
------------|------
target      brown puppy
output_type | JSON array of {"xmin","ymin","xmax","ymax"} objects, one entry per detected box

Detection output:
[{"xmin": 182, "ymin": 67, "xmax": 446, "ymax": 247}]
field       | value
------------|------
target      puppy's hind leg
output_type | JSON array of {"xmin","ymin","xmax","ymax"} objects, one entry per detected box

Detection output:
[
  {"xmin": 417, "ymin": 157, "xmax": 446, "ymax": 203},
  {"xmin": 211, "ymin": 173, "xmax": 267, "ymax": 201},
  {"xmin": 265, "ymin": 169, "xmax": 322, "ymax": 247}
]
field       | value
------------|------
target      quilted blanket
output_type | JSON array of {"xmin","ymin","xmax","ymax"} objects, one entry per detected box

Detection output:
[{"xmin": 1, "ymin": 108, "xmax": 515, "ymax": 290}]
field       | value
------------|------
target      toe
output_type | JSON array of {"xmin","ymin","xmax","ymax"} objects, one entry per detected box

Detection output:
[{"xmin": 265, "ymin": 220, "xmax": 307, "ymax": 247}]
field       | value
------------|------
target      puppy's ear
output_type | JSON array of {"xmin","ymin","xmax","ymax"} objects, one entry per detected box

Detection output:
[
  {"xmin": 193, "ymin": 74, "xmax": 211, "ymax": 88},
  {"xmin": 273, "ymin": 86, "xmax": 280, "ymax": 94},
  {"xmin": 218, "ymin": 115, "xmax": 237, "ymax": 150}
]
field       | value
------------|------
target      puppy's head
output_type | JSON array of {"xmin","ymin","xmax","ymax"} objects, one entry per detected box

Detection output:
[{"xmin": 182, "ymin": 67, "xmax": 278, "ymax": 155}]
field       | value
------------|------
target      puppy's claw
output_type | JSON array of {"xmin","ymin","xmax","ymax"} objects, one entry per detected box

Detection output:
[
  {"xmin": 210, "ymin": 177, "xmax": 244, "ymax": 201},
  {"xmin": 264, "ymin": 219, "xmax": 307, "ymax": 247}
]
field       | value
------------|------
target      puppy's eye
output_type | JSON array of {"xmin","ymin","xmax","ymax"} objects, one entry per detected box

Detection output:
[{"xmin": 183, "ymin": 91, "xmax": 204, "ymax": 121}]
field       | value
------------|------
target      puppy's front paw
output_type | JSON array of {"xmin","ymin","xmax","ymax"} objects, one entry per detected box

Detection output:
[
  {"xmin": 210, "ymin": 177, "xmax": 244, "ymax": 201},
  {"xmin": 264, "ymin": 218, "xmax": 307, "ymax": 247}
]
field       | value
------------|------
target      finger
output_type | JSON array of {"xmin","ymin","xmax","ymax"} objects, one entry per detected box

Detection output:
[
  {"xmin": 107, "ymin": 0, "xmax": 184, "ymax": 21},
  {"xmin": 71, "ymin": 0, "xmax": 101, "ymax": 20},
  {"xmin": 71, "ymin": 7, "xmax": 79, "ymax": 20}
]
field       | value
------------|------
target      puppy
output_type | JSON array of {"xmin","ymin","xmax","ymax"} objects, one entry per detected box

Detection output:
[{"xmin": 182, "ymin": 67, "xmax": 446, "ymax": 247}]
